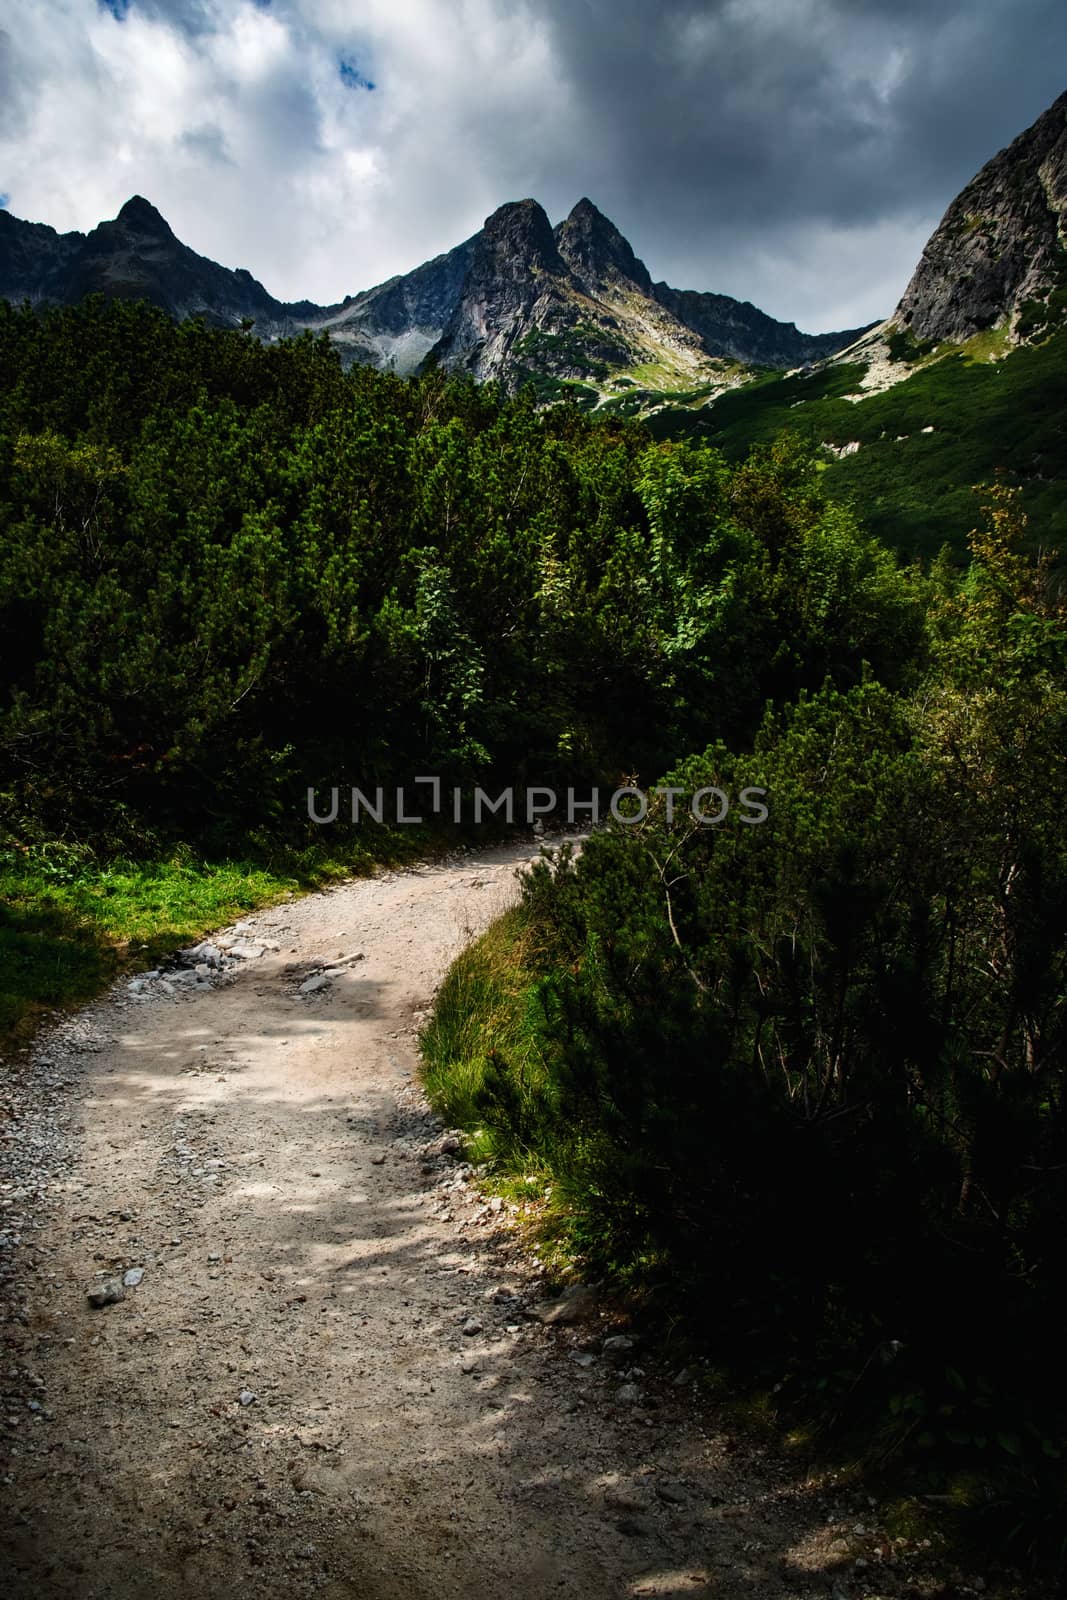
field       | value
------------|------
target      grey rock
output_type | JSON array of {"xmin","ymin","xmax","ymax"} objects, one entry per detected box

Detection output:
[
  {"xmin": 602, "ymin": 1334, "xmax": 635, "ymax": 1354},
  {"xmin": 239, "ymin": 1389, "xmax": 256, "ymax": 1406},
  {"xmin": 527, "ymin": 1283, "xmax": 599, "ymax": 1325},
  {"xmin": 895, "ymin": 90, "xmax": 1067, "ymax": 345},
  {"xmin": 299, "ymin": 973, "xmax": 330, "ymax": 995},
  {"xmin": 655, "ymin": 278, "xmax": 870, "ymax": 366},
  {"xmin": 229, "ymin": 941, "xmax": 265, "ymax": 961},
  {"xmin": 615, "ymin": 1382, "xmax": 641, "ymax": 1404},
  {"xmin": 462, "ymin": 1317, "xmax": 483, "ymax": 1337},
  {"xmin": 87, "ymin": 1278, "xmax": 125, "ymax": 1308},
  {"xmin": 122, "ymin": 1267, "xmax": 144, "ymax": 1287}
]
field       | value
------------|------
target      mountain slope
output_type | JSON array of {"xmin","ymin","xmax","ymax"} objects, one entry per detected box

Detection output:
[
  {"xmin": 301, "ymin": 235, "xmax": 477, "ymax": 376},
  {"xmin": 635, "ymin": 88, "xmax": 1067, "ymax": 558},
  {"xmin": 895, "ymin": 89, "xmax": 1067, "ymax": 346},
  {"xmin": 653, "ymin": 282, "xmax": 872, "ymax": 368},
  {"xmin": 649, "ymin": 326, "xmax": 1067, "ymax": 558}
]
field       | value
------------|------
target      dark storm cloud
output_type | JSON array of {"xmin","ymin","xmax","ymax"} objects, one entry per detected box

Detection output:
[
  {"xmin": 513, "ymin": 0, "xmax": 1067, "ymax": 322},
  {"xmin": 538, "ymin": 0, "xmax": 1067, "ymax": 220}
]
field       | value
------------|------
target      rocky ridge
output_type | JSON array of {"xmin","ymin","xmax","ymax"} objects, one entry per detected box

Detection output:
[{"xmin": 0, "ymin": 192, "xmax": 868, "ymax": 394}]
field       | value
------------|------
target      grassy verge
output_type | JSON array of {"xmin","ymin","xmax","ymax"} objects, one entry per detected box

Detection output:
[
  {"xmin": 420, "ymin": 900, "xmax": 593, "ymax": 1281},
  {"xmin": 0, "ymin": 827, "xmax": 431, "ymax": 1052},
  {"xmin": 420, "ymin": 903, "xmax": 546, "ymax": 1162}
]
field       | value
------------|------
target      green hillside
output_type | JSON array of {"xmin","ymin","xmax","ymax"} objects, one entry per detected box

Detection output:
[{"xmin": 649, "ymin": 328, "xmax": 1067, "ymax": 558}]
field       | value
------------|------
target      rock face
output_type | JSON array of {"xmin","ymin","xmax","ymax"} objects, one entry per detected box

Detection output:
[
  {"xmin": 0, "ymin": 191, "xmax": 869, "ymax": 388},
  {"xmin": 307, "ymin": 234, "xmax": 477, "ymax": 375},
  {"xmin": 894, "ymin": 90, "xmax": 1067, "ymax": 344},
  {"xmin": 554, "ymin": 196, "xmax": 653, "ymax": 294},
  {"xmin": 652, "ymin": 281, "xmax": 872, "ymax": 367},
  {"xmin": 427, "ymin": 196, "xmax": 854, "ymax": 392},
  {"xmin": 427, "ymin": 199, "xmax": 581, "ymax": 382}
]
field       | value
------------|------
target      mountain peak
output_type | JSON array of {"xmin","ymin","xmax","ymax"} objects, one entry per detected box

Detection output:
[
  {"xmin": 479, "ymin": 199, "xmax": 564, "ymax": 275},
  {"xmin": 567, "ymin": 197, "xmax": 608, "ymax": 224},
  {"xmin": 555, "ymin": 198, "xmax": 652, "ymax": 293},
  {"xmin": 115, "ymin": 196, "xmax": 173, "ymax": 237}
]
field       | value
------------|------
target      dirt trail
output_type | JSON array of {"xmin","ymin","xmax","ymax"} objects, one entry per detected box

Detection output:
[{"xmin": 2, "ymin": 843, "xmax": 912, "ymax": 1599}]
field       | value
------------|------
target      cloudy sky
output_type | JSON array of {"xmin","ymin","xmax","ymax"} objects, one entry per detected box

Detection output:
[{"xmin": 1, "ymin": 0, "xmax": 1065, "ymax": 331}]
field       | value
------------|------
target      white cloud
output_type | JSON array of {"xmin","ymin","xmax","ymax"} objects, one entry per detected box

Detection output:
[{"xmin": 0, "ymin": 0, "xmax": 573, "ymax": 300}]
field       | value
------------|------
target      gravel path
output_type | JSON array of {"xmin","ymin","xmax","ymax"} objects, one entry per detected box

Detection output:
[{"xmin": 1, "ymin": 842, "xmax": 963, "ymax": 1599}]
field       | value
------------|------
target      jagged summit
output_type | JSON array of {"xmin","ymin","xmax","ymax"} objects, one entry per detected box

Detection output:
[
  {"xmin": 114, "ymin": 195, "xmax": 173, "ymax": 236},
  {"xmin": 480, "ymin": 199, "xmax": 565, "ymax": 276},
  {"xmin": 555, "ymin": 198, "xmax": 653, "ymax": 293}
]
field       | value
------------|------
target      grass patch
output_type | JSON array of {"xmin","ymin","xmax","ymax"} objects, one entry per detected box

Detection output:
[
  {"xmin": 420, "ymin": 902, "xmax": 547, "ymax": 1154},
  {"xmin": 960, "ymin": 324, "xmax": 1013, "ymax": 362},
  {"xmin": 420, "ymin": 901, "xmax": 587, "ymax": 1277}
]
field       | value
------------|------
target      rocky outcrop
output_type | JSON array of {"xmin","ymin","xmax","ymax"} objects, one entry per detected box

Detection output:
[
  {"xmin": 426, "ymin": 198, "xmax": 700, "ymax": 388},
  {"xmin": 427, "ymin": 200, "xmax": 578, "ymax": 382},
  {"xmin": 894, "ymin": 90, "xmax": 1067, "ymax": 344},
  {"xmin": 430, "ymin": 198, "xmax": 733, "ymax": 392}
]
